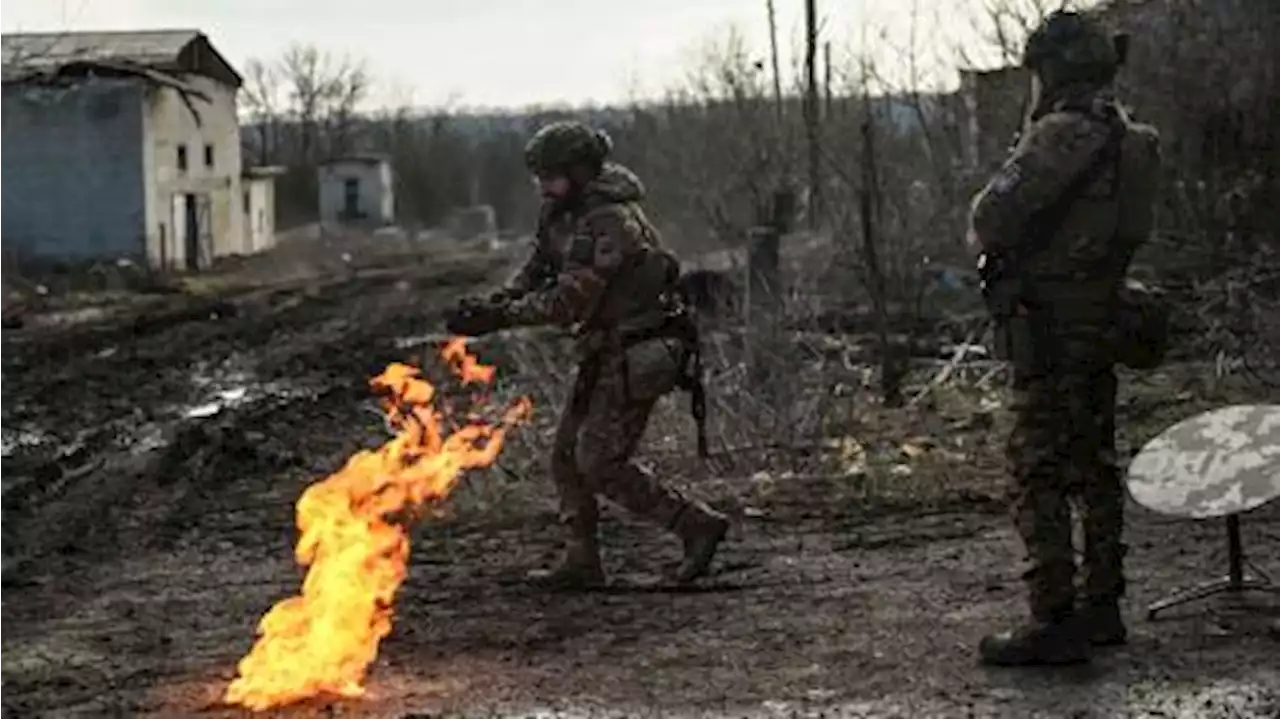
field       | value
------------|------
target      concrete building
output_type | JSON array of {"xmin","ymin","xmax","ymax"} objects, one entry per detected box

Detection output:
[
  {"xmin": 242, "ymin": 165, "xmax": 286, "ymax": 255},
  {"xmin": 1, "ymin": 30, "xmax": 276, "ymax": 270},
  {"xmin": 318, "ymin": 155, "xmax": 395, "ymax": 227}
]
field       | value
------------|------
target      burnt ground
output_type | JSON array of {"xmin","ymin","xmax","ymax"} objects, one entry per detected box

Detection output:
[{"xmin": 3, "ymin": 244, "xmax": 1279, "ymax": 719}]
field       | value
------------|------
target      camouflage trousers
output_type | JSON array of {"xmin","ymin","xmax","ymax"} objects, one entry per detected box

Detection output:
[
  {"xmin": 551, "ymin": 337, "xmax": 697, "ymax": 534},
  {"xmin": 1007, "ymin": 363, "xmax": 1124, "ymax": 620}
]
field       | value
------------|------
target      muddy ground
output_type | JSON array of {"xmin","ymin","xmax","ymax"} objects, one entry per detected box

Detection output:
[{"xmin": 3, "ymin": 242, "xmax": 1278, "ymax": 719}]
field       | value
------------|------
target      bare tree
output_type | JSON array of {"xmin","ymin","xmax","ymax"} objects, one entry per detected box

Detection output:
[
  {"xmin": 239, "ymin": 59, "xmax": 283, "ymax": 166},
  {"xmin": 238, "ymin": 44, "xmax": 373, "ymax": 223},
  {"xmin": 278, "ymin": 44, "xmax": 371, "ymax": 164}
]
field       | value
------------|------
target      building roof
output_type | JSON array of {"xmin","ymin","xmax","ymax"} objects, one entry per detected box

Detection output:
[
  {"xmin": 1, "ymin": 29, "xmax": 243, "ymax": 88},
  {"xmin": 319, "ymin": 154, "xmax": 392, "ymax": 166},
  {"xmin": 243, "ymin": 165, "xmax": 288, "ymax": 179}
]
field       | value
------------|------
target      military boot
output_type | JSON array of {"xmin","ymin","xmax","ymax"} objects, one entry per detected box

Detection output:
[
  {"xmin": 979, "ymin": 611, "xmax": 1091, "ymax": 666},
  {"xmin": 527, "ymin": 509, "xmax": 604, "ymax": 591},
  {"xmin": 670, "ymin": 502, "xmax": 729, "ymax": 584},
  {"xmin": 1078, "ymin": 601, "xmax": 1127, "ymax": 646}
]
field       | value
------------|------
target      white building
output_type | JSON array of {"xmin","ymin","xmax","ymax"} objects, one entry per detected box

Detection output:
[
  {"xmin": 242, "ymin": 165, "xmax": 286, "ymax": 255},
  {"xmin": 1, "ymin": 30, "xmax": 277, "ymax": 270},
  {"xmin": 318, "ymin": 155, "xmax": 395, "ymax": 227}
]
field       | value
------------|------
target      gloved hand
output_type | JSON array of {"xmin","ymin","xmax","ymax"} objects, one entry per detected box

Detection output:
[{"xmin": 445, "ymin": 298, "xmax": 509, "ymax": 337}]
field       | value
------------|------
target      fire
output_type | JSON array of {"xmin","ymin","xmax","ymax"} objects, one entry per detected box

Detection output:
[{"xmin": 224, "ymin": 337, "xmax": 530, "ymax": 711}]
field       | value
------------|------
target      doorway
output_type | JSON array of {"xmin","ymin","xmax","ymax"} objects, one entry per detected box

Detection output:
[
  {"xmin": 172, "ymin": 193, "xmax": 213, "ymax": 270},
  {"xmin": 183, "ymin": 194, "xmax": 199, "ymax": 270},
  {"xmin": 342, "ymin": 177, "xmax": 360, "ymax": 220}
]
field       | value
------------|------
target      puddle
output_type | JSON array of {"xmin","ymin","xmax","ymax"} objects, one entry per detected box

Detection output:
[
  {"xmin": 175, "ymin": 355, "xmax": 321, "ymax": 421},
  {"xmin": 394, "ymin": 331, "xmax": 452, "ymax": 350},
  {"xmin": 1, "ymin": 427, "xmax": 50, "ymax": 458},
  {"xmin": 183, "ymin": 386, "xmax": 250, "ymax": 419},
  {"xmin": 28, "ymin": 305, "xmax": 116, "ymax": 329}
]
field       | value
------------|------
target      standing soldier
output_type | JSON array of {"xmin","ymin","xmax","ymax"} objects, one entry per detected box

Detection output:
[
  {"xmin": 445, "ymin": 121, "xmax": 729, "ymax": 589},
  {"xmin": 966, "ymin": 11, "xmax": 1162, "ymax": 665}
]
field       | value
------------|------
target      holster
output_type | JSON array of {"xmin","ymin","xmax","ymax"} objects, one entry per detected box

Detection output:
[{"xmin": 984, "ymin": 270, "xmax": 1053, "ymax": 375}]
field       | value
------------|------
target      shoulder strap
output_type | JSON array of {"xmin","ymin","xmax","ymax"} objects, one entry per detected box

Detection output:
[{"xmin": 1023, "ymin": 108, "xmax": 1126, "ymax": 248}]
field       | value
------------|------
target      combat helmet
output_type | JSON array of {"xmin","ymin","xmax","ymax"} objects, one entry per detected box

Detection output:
[
  {"xmin": 524, "ymin": 121, "xmax": 613, "ymax": 176},
  {"xmin": 1022, "ymin": 11, "xmax": 1126, "ymax": 87}
]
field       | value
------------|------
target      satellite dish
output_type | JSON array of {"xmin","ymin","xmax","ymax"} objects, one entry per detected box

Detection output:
[{"xmin": 1126, "ymin": 404, "xmax": 1280, "ymax": 519}]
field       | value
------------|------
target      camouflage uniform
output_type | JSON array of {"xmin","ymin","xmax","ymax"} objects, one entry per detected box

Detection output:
[
  {"xmin": 454, "ymin": 122, "xmax": 728, "ymax": 588},
  {"xmin": 967, "ymin": 12, "xmax": 1161, "ymax": 665}
]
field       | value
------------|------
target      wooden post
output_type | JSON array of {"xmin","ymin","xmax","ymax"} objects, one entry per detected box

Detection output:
[
  {"xmin": 824, "ymin": 41, "xmax": 833, "ymax": 120},
  {"xmin": 804, "ymin": 0, "xmax": 820, "ymax": 230},
  {"xmin": 745, "ymin": 188, "xmax": 796, "ymax": 392},
  {"xmin": 747, "ymin": 188, "xmax": 794, "ymax": 308},
  {"xmin": 766, "ymin": 0, "xmax": 784, "ymax": 132}
]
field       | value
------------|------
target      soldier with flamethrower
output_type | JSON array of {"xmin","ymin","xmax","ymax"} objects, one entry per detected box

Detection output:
[{"xmin": 445, "ymin": 121, "xmax": 729, "ymax": 590}]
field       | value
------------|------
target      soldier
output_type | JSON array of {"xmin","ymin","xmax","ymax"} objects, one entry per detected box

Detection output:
[
  {"xmin": 445, "ymin": 121, "xmax": 729, "ymax": 589},
  {"xmin": 966, "ymin": 11, "xmax": 1162, "ymax": 665}
]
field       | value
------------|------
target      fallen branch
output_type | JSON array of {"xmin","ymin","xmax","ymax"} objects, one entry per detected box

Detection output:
[{"xmin": 907, "ymin": 323, "xmax": 983, "ymax": 407}]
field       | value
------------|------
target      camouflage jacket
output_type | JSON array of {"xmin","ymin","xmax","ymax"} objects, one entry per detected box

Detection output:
[
  {"xmin": 968, "ymin": 88, "xmax": 1161, "ymax": 323},
  {"xmin": 503, "ymin": 162, "xmax": 680, "ymax": 348}
]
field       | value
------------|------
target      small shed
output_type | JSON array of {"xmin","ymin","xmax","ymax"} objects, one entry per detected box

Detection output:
[
  {"xmin": 242, "ymin": 165, "xmax": 284, "ymax": 253},
  {"xmin": 317, "ymin": 155, "xmax": 394, "ymax": 227}
]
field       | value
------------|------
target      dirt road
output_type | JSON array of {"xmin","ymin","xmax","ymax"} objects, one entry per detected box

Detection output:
[{"xmin": 3, "ymin": 250, "xmax": 1277, "ymax": 719}]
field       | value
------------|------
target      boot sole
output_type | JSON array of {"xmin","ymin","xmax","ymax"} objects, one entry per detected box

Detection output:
[
  {"xmin": 981, "ymin": 653, "xmax": 1091, "ymax": 667},
  {"xmin": 979, "ymin": 635, "xmax": 1092, "ymax": 667}
]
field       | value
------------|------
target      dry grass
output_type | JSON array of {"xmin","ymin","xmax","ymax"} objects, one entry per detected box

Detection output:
[
  {"xmin": 438, "ymin": 275, "xmax": 1273, "ymax": 528},
  {"xmin": 440, "ymin": 306, "xmax": 1009, "ymax": 524}
]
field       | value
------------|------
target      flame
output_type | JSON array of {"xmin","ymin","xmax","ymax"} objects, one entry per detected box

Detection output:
[{"xmin": 223, "ymin": 337, "xmax": 530, "ymax": 711}]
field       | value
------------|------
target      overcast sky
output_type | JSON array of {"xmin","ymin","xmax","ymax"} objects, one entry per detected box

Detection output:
[{"xmin": 1, "ymin": 0, "xmax": 1055, "ymax": 110}]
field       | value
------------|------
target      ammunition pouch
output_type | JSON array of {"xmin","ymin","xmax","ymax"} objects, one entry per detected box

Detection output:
[{"xmin": 570, "ymin": 310, "xmax": 709, "ymax": 458}]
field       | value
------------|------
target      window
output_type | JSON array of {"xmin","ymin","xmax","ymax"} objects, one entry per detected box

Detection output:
[
  {"xmin": 243, "ymin": 190, "xmax": 251, "ymax": 214},
  {"xmin": 204, "ymin": 143, "xmax": 215, "ymax": 168},
  {"xmin": 176, "ymin": 144, "xmax": 188, "ymax": 171}
]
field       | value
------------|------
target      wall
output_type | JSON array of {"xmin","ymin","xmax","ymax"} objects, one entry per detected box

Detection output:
[
  {"xmin": 242, "ymin": 177, "xmax": 276, "ymax": 253},
  {"xmin": 958, "ymin": 67, "xmax": 1029, "ymax": 176},
  {"xmin": 1, "ymin": 79, "xmax": 147, "ymax": 262},
  {"xmin": 143, "ymin": 74, "xmax": 243, "ymax": 269},
  {"xmin": 317, "ymin": 160, "xmax": 395, "ymax": 226}
]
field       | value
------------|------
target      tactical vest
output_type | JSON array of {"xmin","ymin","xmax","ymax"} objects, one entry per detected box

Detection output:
[
  {"xmin": 1021, "ymin": 100, "xmax": 1161, "ymax": 324},
  {"xmin": 536, "ymin": 195, "xmax": 682, "ymax": 340}
]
